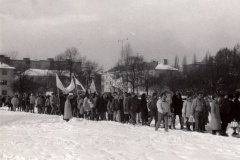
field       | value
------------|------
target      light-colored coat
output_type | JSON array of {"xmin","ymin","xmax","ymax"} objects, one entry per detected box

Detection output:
[
  {"xmin": 157, "ymin": 99, "xmax": 170, "ymax": 114},
  {"xmin": 211, "ymin": 100, "xmax": 221, "ymax": 130},
  {"xmin": 77, "ymin": 97, "xmax": 84, "ymax": 114},
  {"xmin": 64, "ymin": 95, "xmax": 73, "ymax": 120},
  {"xmin": 182, "ymin": 100, "xmax": 192, "ymax": 118},
  {"xmin": 83, "ymin": 97, "xmax": 91, "ymax": 112},
  {"xmin": 11, "ymin": 97, "xmax": 19, "ymax": 111}
]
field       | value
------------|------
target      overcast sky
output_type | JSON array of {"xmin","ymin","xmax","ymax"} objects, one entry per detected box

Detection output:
[{"xmin": 0, "ymin": 0, "xmax": 240, "ymax": 70}]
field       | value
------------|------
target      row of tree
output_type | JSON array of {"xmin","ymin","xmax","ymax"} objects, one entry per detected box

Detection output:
[{"xmin": 113, "ymin": 43, "xmax": 240, "ymax": 95}]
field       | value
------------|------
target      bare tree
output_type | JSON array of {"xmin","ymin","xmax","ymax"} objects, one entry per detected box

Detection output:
[{"xmin": 2, "ymin": 51, "xmax": 19, "ymax": 59}]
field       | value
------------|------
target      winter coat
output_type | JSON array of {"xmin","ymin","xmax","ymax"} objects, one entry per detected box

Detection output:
[
  {"xmin": 30, "ymin": 96, "xmax": 35, "ymax": 104},
  {"xmin": 1, "ymin": 97, "xmax": 6, "ymax": 103},
  {"xmin": 97, "ymin": 97, "xmax": 107, "ymax": 113},
  {"xmin": 83, "ymin": 97, "xmax": 91, "ymax": 112},
  {"xmin": 107, "ymin": 98, "xmax": 113, "ymax": 114},
  {"xmin": 45, "ymin": 98, "xmax": 50, "ymax": 106},
  {"xmin": 157, "ymin": 99, "xmax": 170, "ymax": 114},
  {"xmin": 211, "ymin": 100, "xmax": 221, "ymax": 130},
  {"xmin": 77, "ymin": 97, "xmax": 84, "ymax": 115},
  {"xmin": 123, "ymin": 97, "xmax": 130, "ymax": 114},
  {"xmin": 140, "ymin": 98, "xmax": 148, "ymax": 114},
  {"xmin": 182, "ymin": 100, "xmax": 192, "ymax": 118},
  {"xmin": 129, "ymin": 96, "xmax": 139, "ymax": 111},
  {"xmin": 221, "ymin": 99, "xmax": 233, "ymax": 123},
  {"xmin": 119, "ymin": 98, "xmax": 124, "ymax": 113},
  {"xmin": 50, "ymin": 95, "xmax": 59, "ymax": 105},
  {"xmin": 64, "ymin": 95, "xmax": 73, "ymax": 120},
  {"xmin": 172, "ymin": 94, "xmax": 183, "ymax": 114},
  {"xmin": 112, "ymin": 98, "xmax": 120, "ymax": 111},
  {"xmin": 147, "ymin": 97, "xmax": 158, "ymax": 111},
  {"xmin": 36, "ymin": 97, "xmax": 43, "ymax": 108},
  {"xmin": 191, "ymin": 98, "xmax": 206, "ymax": 115},
  {"xmin": 11, "ymin": 97, "xmax": 19, "ymax": 107},
  {"xmin": 231, "ymin": 98, "xmax": 240, "ymax": 121}
]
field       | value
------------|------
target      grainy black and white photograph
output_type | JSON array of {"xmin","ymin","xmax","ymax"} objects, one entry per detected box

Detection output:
[{"xmin": 0, "ymin": 0, "xmax": 240, "ymax": 159}]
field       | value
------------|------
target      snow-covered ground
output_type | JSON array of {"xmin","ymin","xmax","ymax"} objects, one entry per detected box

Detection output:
[{"xmin": 0, "ymin": 107, "xmax": 239, "ymax": 160}]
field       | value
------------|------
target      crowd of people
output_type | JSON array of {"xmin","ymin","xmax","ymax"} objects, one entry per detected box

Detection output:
[{"xmin": 1, "ymin": 91, "xmax": 240, "ymax": 137}]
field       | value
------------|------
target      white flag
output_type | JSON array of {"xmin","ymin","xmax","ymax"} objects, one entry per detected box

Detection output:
[
  {"xmin": 74, "ymin": 77, "xmax": 86, "ymax": 92},
  {"xmin": 56, "ymin": 74, "xmax": 66, "ymax": 91},
  {"xmin": 65, "ymin": 78, "xmax": 75, "ymax": 93},
  {"xmin": 56, "ymin": 74, "xmax": 75, "ymax": 94},
  {"xmin": 89, "ymin": 80, "xmax": 97, "ymax": 93}
]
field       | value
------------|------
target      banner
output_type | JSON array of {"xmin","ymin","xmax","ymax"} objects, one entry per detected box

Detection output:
[
  {"xmin": 89, "ymin": 80, "xmax": 97, "ymax": 93},
  {"xmin": 112, "ymin": 77, "xmax": 123, "ymax": 90},
  {"xmin": 74, "ymin": 77, "xmax": 86, "ymax": 92}
]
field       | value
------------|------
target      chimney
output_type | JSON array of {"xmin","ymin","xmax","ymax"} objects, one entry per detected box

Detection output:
[
  {"xmin": 47, "ymin": 58, "xmax": 54, "ymax": 61},
  {"xmin": 163, "ymin": 59, "xmax": 168, "ymax": 65}
]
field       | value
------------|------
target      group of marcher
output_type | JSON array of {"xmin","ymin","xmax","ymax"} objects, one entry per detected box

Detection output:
[{"xmin": 1, "ymin": 91, "xmax": 240, "ymax": 137}]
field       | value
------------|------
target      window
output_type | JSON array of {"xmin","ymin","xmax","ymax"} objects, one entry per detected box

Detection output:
[
  {"xmin": 2, "ymin": 80, "xmax": 7, "ymax": 85},
  {"xmin": 2, "ymin": 90, "xmax": 7, "ymax": 95},
  {"xmin": 2, "ymin": 70, "xmax": 7, "ymax": 75}
]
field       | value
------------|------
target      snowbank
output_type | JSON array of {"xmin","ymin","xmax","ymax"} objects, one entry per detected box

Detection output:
[{"xmin": 0, "ymin": 107, "xmax": 239, "ymax": 160}]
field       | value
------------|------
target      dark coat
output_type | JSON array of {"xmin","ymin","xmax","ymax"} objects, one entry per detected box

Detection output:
[
  {"xmin": 147, "ymin": 97, "xmax": 158, "ymax": 111},
  {"xmin": 123, "ymin": 97, "xmax": 130, "ymax": 114},
  {"xmin": 97, "ymin": 96, "xmax": 107, "ymax": 113},
  {"xmin": 140, "ymin": 98, "xmax": 148, "ymax": 114},
  {"xmin": 231, "ymin": 98, "xmax": 240, "ymax": 121},
  {"xmin": 130, "ymin": 96, "xmax": 139, "ymax": 111},
  {"xmin": 172, "ymin": 94, "xmax": 183, "ymax": 114},
  {"xmin": 112, "ymin": 98, "xmax": 120, "ymax": 111},
  {"xmin": 221, "ymin": 99, "xmax": 233, "ymax": 123}
]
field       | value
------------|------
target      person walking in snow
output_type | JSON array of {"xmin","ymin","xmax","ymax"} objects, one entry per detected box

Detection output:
[
  {"xmin": 155, "ymin": 92, "xmax": 171, "ymax": 132},
  {"xmin": 140, "ymin": 93, "xmax": 148, "ymax": 125},
  {"xmin": 50, "ymin": 92, "xmax": 59, "ymax": 115},
  {"xmin": 63, "ymin": 95, "xmax": 73, "ymax": 122},
  {"xmin": 172, "ymin": 91, "xmax": 183, "ymax": 129},
  {"xmin": 107, "ymin": 93, "xmax": 114, "ymax": 121},
  {"xmin": 220, "ymin": 94, "xmax": 233, "ymax": 136},
  {"xmin": 231, "ymin": 92, "xmax": 240, "ymax": 135},
  {"xmin": 129, "ymin": 93, "xmax": 139, "ymax": 125},
  {"xmin": 190, "ymin": 92, "xmax": 206, "ymax": 133},
  {"xmin": 211, "ymin": 94, "xmax": 222, "ymax": 135},
  {"xmin": 182, "ymin": 95, "xmax": 194, "ymax": 131},
  {"xmin": 77, "ymin": 93, "xmax": 84, "ymax": 118},
  {"xmin": 97, "ymin": 93, "xmax": 108, "ymax": 120},
  {"xmin": 147, "ymin": 92, "xmax": 158, "ymax": 127},
  {"xmin": 45, "ymin": 95, "xmax": 51, "ymax": 114},
  {"xmin": 36, "ymin": 94, "xmax": 44, "ymax": 114},
  {"xmin": 112, "ymin": 92, "xmax": 121, "ymax": 122},
  {"xmin": 11, "ymin": 94, "xmax": 19, "ymax": 112},
  {"xmin": 83, "ymin": 91, "xmax": 91, "ymax": 120},
  {"xmin": 29, "ymin": 93, "xmax": 36, "ymax": 113},
  {"xmin": 123, "ymin": 92, "xmax": 130, "ymax": 123}
]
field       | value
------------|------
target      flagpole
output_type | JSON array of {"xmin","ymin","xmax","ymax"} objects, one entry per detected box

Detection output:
[{"xmin": 73, "ymin": 74, "xmax": 78, "ymax": 94}]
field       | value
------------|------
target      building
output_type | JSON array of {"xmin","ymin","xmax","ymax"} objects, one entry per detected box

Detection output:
[
  {"xmin": 0, "ymin": 55, "xmax": 81, "ymax": 71},
  {"xmin": 0, "ymin": 63, "xmax": 15, "ymax": 96},
  {"xmin": 101, "ymin": 59, "xmax": 178, "ymax": 94}
]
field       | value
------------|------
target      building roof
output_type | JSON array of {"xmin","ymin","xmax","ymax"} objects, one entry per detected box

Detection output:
[
  {"xmin": 0, "ymin": 62, "xmax": 15, "ymax": 69},
  {"xmin": 23, "ymin": 69, "xmax": 70, "ymax": 77},
  {"xmin": 155, "ymin": 63, "xmax": 178, "ymax": 71}
]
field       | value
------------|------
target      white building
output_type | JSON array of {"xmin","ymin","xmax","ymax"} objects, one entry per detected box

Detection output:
[{"xmin": 0, "ymin": 63, "xmax": 15, "ymax": 96}]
